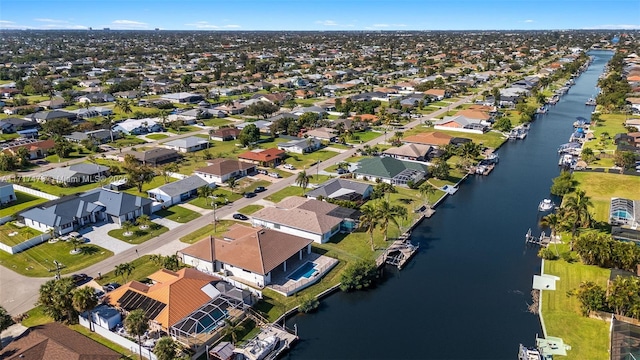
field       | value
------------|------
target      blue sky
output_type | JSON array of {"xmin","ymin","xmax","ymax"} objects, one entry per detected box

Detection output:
[{"xmin": 1, "ymin": 0, "xmax": 638, "ymax": 31}]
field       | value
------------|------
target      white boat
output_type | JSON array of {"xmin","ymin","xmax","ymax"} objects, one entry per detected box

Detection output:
[
  {"xmin": 538, "ymin": 199, "xmax": 555, "ymax": 212},
  {"xmin": 585, "ymin": 97, "xmax": 596, "ymax": 106},
  {"xmin": 237, "ymin": 335, "xmax": 280, "ymax": 360},
  {"xmin": 518, "ymin": 344, "xmax": 542, "ymax": 360}
]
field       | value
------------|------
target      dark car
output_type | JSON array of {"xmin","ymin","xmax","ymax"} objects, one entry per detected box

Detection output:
[
  {"xmin": 103, "ymin": 282, "xmax": 121, "ymax": 292},
  {"xmin": 244, "ymin": 192, "xmax": 256, "ymax": 198},
  {"xmin": 233, "ymin": 213, "xmax": 249, "ymax": 221},
  {"xmin": 71, "ymin": 273, "xmax": 89, "ymax": 285},
  {"xmin": 254, "ymin": 186, "xmax": 267, "ymax": 193}
]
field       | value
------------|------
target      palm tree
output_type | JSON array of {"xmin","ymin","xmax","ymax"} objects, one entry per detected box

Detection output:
[
  {"xmin": 136, "ymin": 214, "xmax": 151, "ymax": 230},
  {"xmin": 226, "ymin": 177, "xmax": 238, "ymax": 193},
  {"xmin": 222, "ymin": 318, "xmax": 245, "ymax": 345},
  {"xmin": 295, "ymin": 170, "xmax": 311, "ymax": 195},
  {"xmin": 418, "ymin": 183, "xmax": 437, "ymax": 209},
  {"xmin": 70, "ymin": 236, "xmax": 84, "ymax": 253},
  {"xmin": 376, "ymin": 199, "xmax": 408, "ymax": 242},
  {"xmin": 154, "ymin": 336, "xmax": 178, "ymax": 360},
  {"xmin": 563, "ymin": 189, "xmax": 593, "ymax": 243},
  {"xmin": 115, "ymin": 98, "xmax": 133, "ymax": 116},
  {"xmin": 115, "ymin": 262, "xmax": 135, "ymax": 282},
  {"xmin": 124, "ymin": 309, "xmax": 149, "ymax": 360},
  {"xmin": 0, "ymin": 306, "xmax": 14, "ymax": 350},
  {"xmin": 359, "ymin": 203, "xmax": 379, "ymax": 251},
  {"xmin": 197, "ymin": 185, "xmax": 214, "ymax": 207},
  {"xmin": 539, "ymin": 213, "xmax": 561, "ymax": 239},
  {"xmin": 72, "ymin": 287, "xmax": 98, "ymax": 331},
  {"xmin": 121, "ymin": 220, "xmax": 134, "ymax": 236},
  {"xmin": 104, "ymin": 114, "xmax": 116, "ymax": 142},
  {"xmin": 159, "ymin": 109, "xmax": 169, "ymax": 128}
]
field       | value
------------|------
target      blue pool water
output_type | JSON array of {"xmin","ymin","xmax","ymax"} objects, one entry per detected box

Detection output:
[{"xmin": 288, "ymin": 262, "xmax": 317, "ymax": 280}]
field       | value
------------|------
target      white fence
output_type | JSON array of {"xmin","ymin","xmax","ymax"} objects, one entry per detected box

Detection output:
[
  {"xmin": 13, "ymin": 184, "xmax": 59, "ymax": 200},
  {"xmin": 0, "ymin": 232, "xmax": 51, "ymax": 254},
  {"xmin": 79, "ymin": 317, "xmax": 157, "ymax": 360},
  {"xmin": 168, "ymin": 172, "xmax": 188, "ymax": 180}
]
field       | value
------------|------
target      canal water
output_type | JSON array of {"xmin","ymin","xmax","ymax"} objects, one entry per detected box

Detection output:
[{"xmin": 284, "ymin": 50, "xmax": 614, "ymax": 360}]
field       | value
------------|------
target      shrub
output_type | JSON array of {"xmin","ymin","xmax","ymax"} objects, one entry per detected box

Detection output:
[
  {"xmin": 298, "ymin": 295, "xmax": 319, "ymax": 313},
  {"xmin": 340, "ymin": 260, "xmax": 378, "ymax": 292},
  {"xmin": 537, "ymin": 248, "xmax": 558, "ymax": 260}
]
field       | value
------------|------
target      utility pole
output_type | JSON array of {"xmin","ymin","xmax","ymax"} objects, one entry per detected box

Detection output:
[
  {"xmin": 53, "ymin": 260, "xmax": 62, "ymax": 280},
  {"xmin": 213, "ymin": 203, "xmax": 217, "ymax": 234}
]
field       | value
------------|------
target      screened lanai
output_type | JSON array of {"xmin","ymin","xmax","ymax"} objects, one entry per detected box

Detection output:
[
  {"xmin": 392, "ymin": 168, "xmax": 424, "ymax": 185},
  {"xmin": 610, "ymin": 198, "xmax": 638, "ymax": 227},
  {"xmin": 170, "ymin": 295, "xmax": 245, "ymax": 347}
]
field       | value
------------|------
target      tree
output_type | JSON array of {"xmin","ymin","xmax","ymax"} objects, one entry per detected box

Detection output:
[
  {"xmin": 539, "ymin": 213, "xmax": 560, "ymax": 239},
  {"xmin": 136, "ymin": 214, "xmax": 151, "ymax": 229},
  {"xmin": 244, "ymin": 101, "xmax": 280, "ymax": 119},
  {"xmin": 359, "ymin": 203, "xmax": 379, "ymax": 251},
  {"xmin": 159, "ymin": 163, "xmax": 178, "ymax": 184},
  {"xmin": 418, "ymin": 183, "xmax": 437, "ymax": 208},
  {"xmin": 154, "ymin": 336, "xmax": 178, "ymax": 360},
  {"xmin": 430, "ymin": 158, "xmax": 450, "ymax": 180},
  {"xmin": 125, "ymin": 309, "xmax": 149, "ymax": 360},
  {"xmin": 16, "ymin": 146, "xmax": 31, "ymax": 168},
  {"xmin": 580, "ymin": 147, "xmax": 596, "ymax": 164},
  {"xmin": 197, "ymin": 185, "xmax": 214, "ymax": 207},
  {"xmin": 103, "ymin": 114, "xmax": 116, "ymax": 142},
  {"xmin": 339, "ymin": 260, "xmax": 378, "ymax": 292},
  {"xmin": 226, "ymin": 177, "xmax": 238, "ymax": 193},
  {"xmin": 42, "ymin": 118, "xmax": 73, "ymax": 137},
  {"xmin": 163, "ymin": 254, "xmax": 180, "ymax": 271},
  {"xmin": 614, "ymin": 151, "xmax": 637, "ymax": 171},
  {"xmin": 568, "ymin": 281, "xmax": 607, "ymax": 316},
  {"xmin": 563, "ymin": 189, "xmax": 593, "ymax": 241},
  {"xmin": 222, "ymin": 318, "xmax": 245, "ymax": 345},
  {"xmin": 608, "ymin": 276, "xmax": 640, "ymax": 317},
  {"xmin": 115, "ymin": 98, "xmax": 133, "ymax": 115},
  {"xmin": 53, "ymin": 137, "xmax": 73, "ymax": 160},
  {"xmin": 238, "ymin": 124, "xmax": 260, "ymax": 147},
  {"xmin": 72, "ymin": 286, "xmax": 98, "ymax": 331},
  {"xmin": 121, "ymin": 220, "xmax": 134, "ymax": 236},
  {"xmin": 0, "ymin": 306, "xmax": 14, "ymax": 350},
  {"xmin": 295, "ymin": 170, "xmax": 311, "ymax": 195},
  {"xmin": 38, "ymin": 278, "xmax": 77, "ymax": 323},
  {"xmin": 376, "ymin": 199, "xmax": 408, "ymax": 242},
  {"xmin": 70, "ymin": 236, "xmax": 84, "ymax": 253},
  {"xmin": 550, "ymin": 171, "xmax": 576, "ymax": 196},
  {"xmin": 123, "ymin": 155, "xmax": 156, "ymax": 193},
  {"xmin": 115, "ymin": 262, "xmax": 135, "ymax": 282}
]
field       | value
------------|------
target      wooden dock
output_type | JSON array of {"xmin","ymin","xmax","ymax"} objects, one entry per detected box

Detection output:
[
  {"xmin": 525, "ymin": 228, "xmax": 552, "ymax": 247},
  {"xmin": 376, "ymin": 239, "xmax": 419, "ymax": 269}
]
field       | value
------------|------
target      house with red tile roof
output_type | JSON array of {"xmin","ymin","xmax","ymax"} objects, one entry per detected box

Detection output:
[{"xmin": 237, "ymin": 148, "xmax": 285, "ymax": 167}]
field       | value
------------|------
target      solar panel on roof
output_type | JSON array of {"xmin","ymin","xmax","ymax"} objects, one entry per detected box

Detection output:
[{"xmin": 118, "ymin": 290, "xmax": 166, "ymax": 320}]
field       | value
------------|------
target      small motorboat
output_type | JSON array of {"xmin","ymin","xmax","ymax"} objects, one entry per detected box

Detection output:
[
  {"xmin": 538, "ymin": 199, "xmax": 555, "ymax": 212},
  {"xmin": 518, "ymin": 344, "xmax": 542, "ymax": 360}
]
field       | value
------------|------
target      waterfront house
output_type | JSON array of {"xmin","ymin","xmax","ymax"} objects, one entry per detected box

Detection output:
[
  {"xmin": 251, "ymin": 196, "xmax": 360, "ymax": 243},
  {"xmin": 434, "ymin": 115, "xmax": 487, "ymax": 134},
  {"xmin": 195, "ymin": 158, "xmax": 256, "ymax": 184},
  {"xmin": 0, "ymin": 322, "xmax": 121, "ymax": 360},
  {"xmin": 382, "ymin": 143, "xmax": 432, "ymax": 161},
  {"xmin": 354, "ymin": 156, "xmax": 428, "ymax": 186},
  {"xmin": 277, "ymin": 137, "xmax": 321, "ymax": 154},
  {"xmin": 178, "ymin": 224, "xmax": 313, "ymax": 288},
  {"xmin": 209, "ymin": 127, "xmax": 241, "ymax": 141},
  {"xmin": 163, "ymin": 136, "xmax": 210, "ymax": 153},
  {"xmin": 19, "ymin": 188, "xmax": 152, "ymax": 235},
  {"xmin": 238, "ymin": 148, "xmax": 285, "ymax": 167},
  {"xmin": 38, "ymin": 163, "xmax": 110, "ymax": 185},
  {"xmin": 402, "ymin": 131, "xmax": 452, "ymax": 147},
  {"xmin": 0, "ymin": 181, "xmax": 16, "ymax": 204},
  {"xmin": 119, "ymin": 147, "xmax": 181, "ymax": 166},
  {"xmin": 147, "ymin": 175, "xmax": 210, "ymax": 206},
  {"xmin": 305, "ymin": 178, "xmax": 372, "ymax": 202},
  {"xmin": 609, "ymin": 198, "xmax": 640, "ymax": 227}
]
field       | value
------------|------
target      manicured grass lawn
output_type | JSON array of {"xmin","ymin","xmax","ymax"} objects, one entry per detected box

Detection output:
[
  {"xmin": 22, "ymin": 306, "xmax": 52, "ymax": 327},
  {"xmin": 145, "ymin": 133, "xmax": 169, "ymax": 140},
  {"xmin": 0, "ymin": 191, "xmax": 48, "ymax": 217},
  {"xmin": 188, "ymin": 189, "xmax": 242, "ymax": 209},
  {"xmin": 308, "ymin": 174, "xmax": 333, "ymax": 184},
  {"xmin": 283, "ymin": 149, "xmax": 340, "ymax": 169},
  {"xmin": 294, "ymin": 98, "xmax": 318, "ymax": 106},
  {"xmin": 107, "ymin": 224, "xmax": 169, "ymax": 244},
  {"xmin": 96, "ymin": 255, "xmax": 163, "ymax": 285},
  {"xmin": 572, "ymin": 172, "xmax": 640, "ymax": 222},
  {"xmin": 350, "ymin": 130, "xmax": 383, "ymax": 143},
  {"xmin": 265, "ymin": 186, "xmax": 302, "ymax": 203},
  {"xmin": 0, "ymin": 223, "xmax": 42, "ymax": 246},
  {"xmin": 167, "ymin": 125, "xmax": 199, "ymax": 134},
  {"xmin": 109, "ymin": 136, "xmax": 147, "ymax": 148},
  {"xmin": 155, "ymin": 205, "xmax": 201, "ymax": 223},
  {"xmin": 70, "ymin": 324, "xmax": 138, "ymax": 359},
  {"xmin": 19, "ymin": 180, "xmax": 101, "ymax": 197},
  {"xmin": 240, "ymin": 180, "xmax": 271, "ymax": 193},
  {"xmin": 179, "ymin": 220, "xmax": 242, "ymax": 244},
  {"xmin": 0, "ymin": 240, "xmax": 113, "ymax": 277},
  {"xmin": 203, "ymin": 118, "xmax": 233, "ymax": 127},
  {"xmin": 238, "ymin": 204, "xmax": 263, "ymax": 215},
  {"xmin": 123, "ymin": 175, "xmax": 174, "ymax": 196},
  {"xmin": 542, "ymin": 259, "xmax": 610, "ymax": 360},
  {"xmin": 326, "ymin": 143, "xmax": 351, "ymax": 150}
]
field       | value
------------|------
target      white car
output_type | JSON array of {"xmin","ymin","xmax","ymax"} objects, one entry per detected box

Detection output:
[{"xmin": 283, "ymin": 164, "xmax": 295, "ymax": 170}]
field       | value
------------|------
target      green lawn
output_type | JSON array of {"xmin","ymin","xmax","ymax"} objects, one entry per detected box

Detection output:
[
  {"xmin": 107, "ymin": 224, "xmax": 169, "ymax": 244},
  {"xmin": 123, "ymin": 175, "xmax": 174, "ymax": 196},
  {"xmin": 203, "ymin": 118, "xmax": 234, "ymax": 127},
  {"xmin": 18, "ymin": 180, "xmax": 101, "ymax": 197},
  {"xmin": 188, "ymin": 189, "xmax": 242, "ymax": 209},
  {"xmin": 573, "ymin": 172, "xmax": 640, "ymax": 222},
  {"xmin": 0, "ymin": 240, "xmax": 113, "ymax": 277},
  {"xmin": 283, "ymin": 149, "xmax": 340, "ymax": 169},
  {"xmin": 350, "ymin": 130, "xmax": 383, "ymax": 143},
  {"xmin": 0, "ymin": 191, "xmax": 48, "ymax": 217},
  {"xmin": 167, "ymin": 125, "xmax": 199, "ymax": 134},
  {"xmin": 265, "ymin": 186, "xmax": 303, "ymax": 203},
  {"xmin": 0, "ymin": 223, "xmax": 42, "ymax": 246},
  {"xmin": 154, "ymin": 205, "xmax": 201, "ymax": 223},
  {"xmin": 238, "ymin": 204, "xmax": 263, "ymax": 215},
  {"xmin": 179, "ymin": 220, "xmax": 242, "ymax": 244},
  {"xmin": 308, "ymin": 174, "xmax": 333, "ymax": 184},
  {"xmin": 542, "ymin": 259, "xmax": 610, "ymax": 360},
  {"xmin": 241, "ymin": 180, "xmax": 271, "ymax": 193},
  {"xmin": 96, "ymin": 255, "xmax": 163, "ymax": 285},
  {"xmin": 145, "ymin": 133, "xmax": 169, "ymax": 140},
  {"xmin": 70, "ymin": 324, "xmax": 137, "ymax": 359}
]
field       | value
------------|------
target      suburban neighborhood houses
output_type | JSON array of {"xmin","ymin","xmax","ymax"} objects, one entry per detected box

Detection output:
[{"xmin": 0, "ymin": 26, "xmax": 636, "ymax": 360}]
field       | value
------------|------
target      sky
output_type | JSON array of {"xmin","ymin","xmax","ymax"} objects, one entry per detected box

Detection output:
[{"xmin": 1, "ymin": 0, "xmax": 638, "ymax": 31}]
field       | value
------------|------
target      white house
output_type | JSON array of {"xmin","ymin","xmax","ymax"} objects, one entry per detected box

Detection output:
[
  {"xmin": 194, "ymin": 159, "xmax": 256, "ymax": 184},
  {"xmin": 277, "ymin": 137, "xmax": 321, "ymax": 154},
  {"xmin": 162, "ymin": 136, "xmax": 210, "ymax": 153},
  {"xmin": 147, "ymin": 175, "xmax": 210, "ymax": 206},
  {"xmin": 0, "ymin": 181, "xmax": 16, "ymax": 204}
]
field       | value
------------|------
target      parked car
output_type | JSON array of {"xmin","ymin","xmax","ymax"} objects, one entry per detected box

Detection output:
[
  {"xmin": 268, "ymin": 172, "xmax": 282, "ymax": 178},
  {"xmin": 233, "ymin": 213, "xmax": 249, "ymax": 220},
  {"xmin": 283, "ymin": 164, "xmax": 295, "ymax": 170},
  {"xmin": 337, "ymin": 168, "xmax": 349, "ymax": 174},
  {"xmin": 254, "ymin": 186, "xmax": 267, "ymax": 193},
  {"xmin": 244, "ymin": 192, "xmax": 256, "ymax": 198},
  {"xmin": 71, "ymin": 273, "xmax": 89, "ymax": 285},
  {"xmin": 258, "ymin": 169, "xmax": 268, "ymax": 175},
  {"xmin": 103, "ymin": 282, "xmax": 120, "ymax": 292}
]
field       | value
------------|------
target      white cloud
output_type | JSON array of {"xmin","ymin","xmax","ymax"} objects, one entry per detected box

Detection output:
[
  {"xmin": 111, "ymin": 19, "xmax": 149, "ymax": 29},
  {"xmin": 372, "ymin": 23, "xmax": 389, "ymax": 28},
  {"xmin": 585, "ymin": 24, "xmax": 640, "ymax": 29},
  {"xmin": 524, "ymin": 19, "xmax": 534, "ymax": 23},
  {"xmin": 34, "ymin": 18, "xmax": 67, "ymax": 23},
  {"xmin": 316, "ymin": 20, "xmax": 338, "ymax": 26},
  {"xmin": 185, "ymin": 21, "xmax": 241, "ymax": 29}
]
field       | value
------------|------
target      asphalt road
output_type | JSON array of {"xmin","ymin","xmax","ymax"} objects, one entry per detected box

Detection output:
[{"xmin": 0, "ymin": 89, "xmax": 491, "ymax": 315}]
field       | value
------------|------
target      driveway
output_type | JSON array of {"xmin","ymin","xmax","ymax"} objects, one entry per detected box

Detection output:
[
  {"xmin": 151, "ymin": 216, "xmax": 182, "ymax": 230},
  {"xmin": 80, "ymin": 222, "xmax": 134, "ymax": 255}
]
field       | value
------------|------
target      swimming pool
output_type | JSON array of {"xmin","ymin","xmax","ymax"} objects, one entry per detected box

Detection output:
[{"xmin": 288, "ymin": 262, "xmax": 317, "ymax": 281}]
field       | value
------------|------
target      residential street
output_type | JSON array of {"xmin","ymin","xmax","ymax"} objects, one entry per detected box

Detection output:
[{"xmin": 0, "ymin": 91, "xmax": 487, "ymax": 316}]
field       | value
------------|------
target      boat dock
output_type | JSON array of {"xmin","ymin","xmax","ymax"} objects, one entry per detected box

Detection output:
[
  {"xmin": 525, "ymin": 228, "xmax": 552, "ymax": 247},
  {"xmin": 231, "ymin": 323, "xmax": 298, "ymax": 360},
  {"xmin": 376, "ymin": 238, "xmax": 419, "ymax": 269}
]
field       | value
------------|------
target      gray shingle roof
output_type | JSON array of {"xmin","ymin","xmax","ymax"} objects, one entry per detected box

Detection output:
[
  {"xmin": 305, "ymin": 178, "xmax": 372, "ymax": 199},
  {"xmin": 163, "ymin": 136, "xmax": 209, "ymax": 149},
  {"xmin": 154, "ymin": 175, "xmax": 208, "ymax": 197}
]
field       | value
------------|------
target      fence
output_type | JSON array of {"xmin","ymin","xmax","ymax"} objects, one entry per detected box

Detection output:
[
  {"xmin": 79, "ymin": 317, "xmax": 157, "ymax": 360},
  {"xmin": 12, "ymin": 184, "xmax": 59, "ymax": 200},
  {"xmin": 0, "ymin": 232, "xmax": 51, "ymax": 254}
]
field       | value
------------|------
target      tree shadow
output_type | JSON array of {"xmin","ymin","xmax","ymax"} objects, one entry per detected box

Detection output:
[{"xmin": 80, "ymin": 245, "xmax": 100, "ymax": 255}]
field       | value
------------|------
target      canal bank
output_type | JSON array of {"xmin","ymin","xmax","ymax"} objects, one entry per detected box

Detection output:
[{"xmin": 283, "ymin": 50, "xmax": 614, "ymax": 359}]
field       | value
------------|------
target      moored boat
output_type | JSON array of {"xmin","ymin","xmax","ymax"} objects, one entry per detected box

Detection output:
[
  {"xmin": 518, "ymin": 344, "xmax": 542, "ymax": 360},
  {"xmin": 585, "ymin": 97, "xmax": 596, "ymax": 106},
  {"xmin": 538, "ymin": 199, "xmax": 555, "ymax": 212}
]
